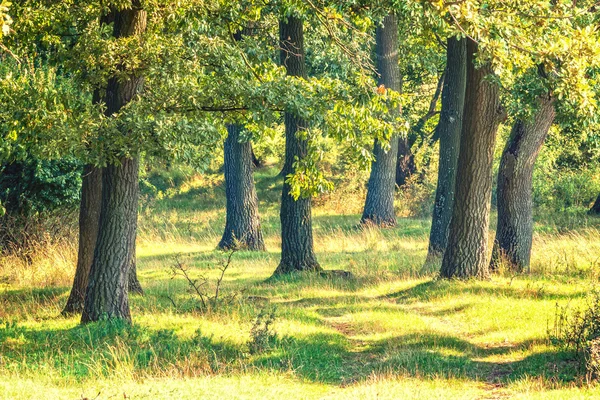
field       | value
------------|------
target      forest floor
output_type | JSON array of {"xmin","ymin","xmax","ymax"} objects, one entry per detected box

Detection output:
[{"xmin": 1, "ymin": 167, "xmax": 600, "ymax": 399}]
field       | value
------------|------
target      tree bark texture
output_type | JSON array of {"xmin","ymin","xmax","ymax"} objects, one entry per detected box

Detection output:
[
  {"xmin": 590, "ymin": 194, "xmax": 600, "ymax": 215},
  {"xmin": 128, "ymin": 241, "xmax": 144, "ymax": 294},
  {"xmin": 427, "ymin": 37, "xmax": 467, "ymax": 261},
  {"xmin": 440, "ymin": 39, "xmax": 505, "ymax": 279},
  {"xmin": 219, "ymin": 124, "xmax": 266, "ymax": 251},
  {"xmin": 361, "ymin": 14, "xmax": 402, "ymax": 227},
  {"xmin": 273, "ymin": 16, "xmax": 321, "ymax": 275},
  {"xmin": 62, "ymin": 165, "xmax": 102, "ymax": 315},
  {"xmin": 82, "ymin": 2, "xmax": 146, "ymax": 323},
  {"xmin": 491, "ymin": 95, "xmax": 555, "ymax": 272}
]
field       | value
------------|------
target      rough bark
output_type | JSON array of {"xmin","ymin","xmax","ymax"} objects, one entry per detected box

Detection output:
[
  {"xmin": 81, "ymin": 2, "xmax": 146, "ymax": 323},
  {"xmin": 491, "ymin": 95, "xmax": 555, "ymax": 272},
  {"xmin": 361, "ymin": 14, "xmax": 402, "ymax": 227},
  {"xmin": 128, "ymin": 241, "xmax": 144, "ymax": 294},
  {"xmin": 440, "ymin": 39, "xmax": 505, "ymax": 279},
  {"xmin": 272, "ymin": 16, "xmax": 321, "ymax": 275},
  {"xmin": 62, "ymin": 165, "xmax": 102, "ymax": 315},
  {"xmin": 426, "ymin": 37, "xmax": 467, "ymax": 262},
  {"xmin": 219, "ymin": 124, "xmax": 266, "ymax": 250},
  {"xmin": 590, "ymin": 194, "xmax": 600, "ymax": 215}
]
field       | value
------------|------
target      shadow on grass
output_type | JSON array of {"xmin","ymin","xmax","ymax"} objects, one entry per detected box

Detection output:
[
  {"xmin": 253, "ymin": 330, "xmax": 578, "ymax": 387},
  {"xmin": 0, "ymin": 319, "xmax": 244, "ymax": 380},
  {"xmin": 0, "ymin": 278, "xmax": 583, "ymax": 391},
  {"xmin": 384, "ymin": 279, "xmax": 588, "ymax": 302}
]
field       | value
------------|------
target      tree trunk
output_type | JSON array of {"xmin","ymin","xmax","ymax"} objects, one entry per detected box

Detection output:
[
  {"xmin": 440, "ymin": 38, "xmax": 505, "ymax": 279},
  {"xmin": 491, "ymin": 95, "xmax": 555, "ymax": 272},
  {"xmin": 219, "ymin": 124, "xmax": 266, "ymax": 250},
  {"xmin": 395, "ymin": 136, "xmax": 416, "ymax": 187},
  {"xmin": 128, "ymin": 241, "xmax": 144, "ymax": 294},
  {"xmin": 272, "ymin": 16, "xmax": 321, "ymax": 275},
  {"xmin": 590, "ymin": 194, "xmax": 600, "ymax": 215},
  {"xmin": 62, "ymin": 165, "xmax": 102, "ymax": 315},
  {"xmin": 361, "ymin": 14, "xmax": 402, "ymax": 227},
  {"xmin": 426, "ymin": 37, "xmax": 467, "ymax": 262},
  {"xmin": 81, "ymin": 2, "xmax": 146, "ymax": 323}
]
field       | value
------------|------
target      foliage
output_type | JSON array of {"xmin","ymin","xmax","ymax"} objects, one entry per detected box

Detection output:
[
  {"xmin": 0, "ymin": 156, "xmax": 81, "ymax": 216},
  {"xmin": 550, "ymin": 290, "xmax": 600, "ymax": 379}
]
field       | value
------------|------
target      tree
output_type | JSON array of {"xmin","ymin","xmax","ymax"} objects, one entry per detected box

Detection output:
[
  {"xmin": 440, "ymin": 38, "xmax": 505, "ymax": 279},
  {"xmin": 490, "ymin": 95, "xmax": 555, "ymax": 272},
  {"xmin": 62, "ymin": 165, "xmax": 102, "ymax": 314},
  {"xmin": 82, "ymin": 2, "xmax": 146, "ymax": 323},
  {"xmin": 395, "ymin": 137, "xmax": 415, "ymax": 187},
  {"xmin": 426, "ymin": 37, "xmax": 467, "ymax": 261},
  {"xmin": 219, "ymin": 124, "xmax": 266, "ymax": 250},
  {"xmin": 272, "ymin": 14, "xmax": 321, "ymax": 275},
  {"xmin": 361, "ymin": 13, "xmax": 402, "ymax": 227},
  {"xmin": 218, "ymin": 27, "xmax": 265, "ymax": 251},
  {"xmin": 591, "ymin": 194, "xmax": 600, "ymax": 215}
]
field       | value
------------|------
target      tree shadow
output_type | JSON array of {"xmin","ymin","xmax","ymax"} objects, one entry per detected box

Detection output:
[
  {"xmin": 383, "ymin": 280, "xmax": 587, "ymax": 303},
  {"xmin": 254, "ymin": 329, "xmax": 579, "ymax": 389},
  {"xmin": 0, "ymin": 320, "xmax": 244, "ymax": 380}
]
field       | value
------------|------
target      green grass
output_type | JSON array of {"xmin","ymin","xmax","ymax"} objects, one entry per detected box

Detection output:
[{"xmin": 1, "ymin": 167, "xmax": 600, "ymax": 399}]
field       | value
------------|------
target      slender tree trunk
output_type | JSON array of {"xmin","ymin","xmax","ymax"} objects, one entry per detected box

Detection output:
[
  {"xmin": 219, "ymin": 124, "xmax": 266, "ymax": 250},
  {"xmin": 62, "ymin": 165, "xmax": 102, "ymax": 315},
  {"xmin": 590, "ymin": 194, "xmax": 600, "ymax": 215},
  {"xmin": 395, "ymin": 136, "xmax": 416, "ymax": 187},
  {"xmin": 440, "ymin": 39, "xmax": 505, "ymax": 279},
  {"xmin": 426, "ymin": 37, "xmax": 467, "ymax": 262},
  {"xmin": 491, "ymin": 96, "xmax": 555, "ymax": 272},
  {"xmin": 361, "ymin": 14, "xmax": 402, "ymax": 227},
  {"xmin": 82, "ymin": 2, "xmax": 146, "ymax": 323},
  {"xmin": 272, "ymin": 16, "xmax": 321, "ymax": 275}
]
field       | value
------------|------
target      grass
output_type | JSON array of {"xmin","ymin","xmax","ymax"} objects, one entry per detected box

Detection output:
[{"xmin": 1, "ymin": 166, "xmax": 600, "ymax": 399}]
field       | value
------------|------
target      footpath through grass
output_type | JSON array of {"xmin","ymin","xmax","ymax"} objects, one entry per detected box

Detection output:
[{"xmin": 1, "ymin": 167, "xmax": 600, "ymax": 399}]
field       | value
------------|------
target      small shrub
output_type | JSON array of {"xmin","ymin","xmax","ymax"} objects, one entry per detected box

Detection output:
[
  {"xmin": 248, "ymin": 308, "xmax": 277, "ymax": 355},
  {"xmin": 167, "ymin": 249, "xmax": 239, "ymax": 313}
]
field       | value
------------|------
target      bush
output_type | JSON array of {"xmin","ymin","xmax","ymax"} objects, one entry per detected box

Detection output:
[
  {"xmin": 0, "ymin": 156, "xmax": 80, "ymax": 258},
  {"xmin": 550, "ymin": 290, "xmax": 600, "ymax": 380},
  {"xmin": 533, "ymin": 168, "xmax": 600, "ymax": 212},
  {"xmin": 0, "ymin": 156, "xmax": 81, "ymax": 216}
]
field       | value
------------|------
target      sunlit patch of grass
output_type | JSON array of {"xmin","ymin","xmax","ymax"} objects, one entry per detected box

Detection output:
[{"xmin": 1, "ymin": 167, "xmax": 600, "ymax": 398}]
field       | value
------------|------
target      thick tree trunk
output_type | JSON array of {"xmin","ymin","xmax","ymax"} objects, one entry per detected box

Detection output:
[
  {"xmin": 82, "ymin": 158, "xmax": 139, "ymax": 323},
  {"xmin": 395, "ymin": 136, "xmax": 416, "ymax": 187},
  {"xmin": 361, "ymin": 14, "xmax": 402, "ymax": 227},
  {"xmin": 590, "ymin": 194, "xmax": 600, "ymax": 215},
  {"xmin": 219, "ymin": 124, "xmax": 266, "ymax": 250},
  {"xmin": 440, "ymin": 39, "xmax": 505, "ymax": 279},
  {"xmin": 272, "ymin": 16, "xmax": 321, "ymax": 275},
  {"xmin": 491, "ymin": 96, "xmax": 555, "ymax": 272},
  {"xmin": 426, "ymin": 38, "xmax": 467, "ymax": 262},
  {"xmin": 62, "ymin": 165, "xmax": 102, "ymax": 315},
  {"xmin": 82, "ymin": 2, "xmax": 146, "ymax": 323},
  {"xmin": 128, "ymin": 242, "xmax": 144, "ymax": 294}
]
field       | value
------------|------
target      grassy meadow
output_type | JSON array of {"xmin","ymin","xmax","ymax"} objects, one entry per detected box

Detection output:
[{"xmin": 1, "ymin": 167, "xmax": 600, "ymax": 399}]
